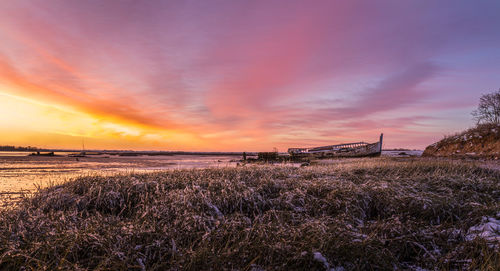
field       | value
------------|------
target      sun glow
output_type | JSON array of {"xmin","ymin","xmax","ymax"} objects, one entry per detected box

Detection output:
[
  {"xmin": 0, "ymin": 90, "xmax": 203, "ymax": 150},
  {"xmin": 0, "ymin": 1, "xmax": 497, "ymax": 150}
]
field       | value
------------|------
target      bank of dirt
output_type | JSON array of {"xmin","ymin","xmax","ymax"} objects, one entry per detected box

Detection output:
[{"xmin": 423, "ymin": 123, "xmax": 500, "ymax": 158}]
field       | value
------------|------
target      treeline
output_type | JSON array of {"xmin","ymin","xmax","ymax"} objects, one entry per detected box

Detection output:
[{"xmin": 0, "ymin": 145, "xmax": 40, "ymax": 152}]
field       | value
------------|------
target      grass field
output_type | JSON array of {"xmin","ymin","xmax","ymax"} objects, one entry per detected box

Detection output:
[{"xmin": 0, "ymin": 158, "xmax": 499, "ymax": 270}]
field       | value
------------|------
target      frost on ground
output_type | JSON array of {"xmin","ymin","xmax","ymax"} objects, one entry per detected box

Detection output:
[
  {"xmin": 0, "ymin": 159, "xmax": 499, "ymax": 270},
  {"xmin": 313, "ymin": 252, "xmax": 344, "ymax": 271},
  {"xmin": 313, "ymin": 252, "xmax": 330, "ymax": 269},
  {"xmin": 466, "ymin": 215, "xmax": 500, "ymax": 247},
  {"xmin": 422, "ymin": 123, "xmax": 500, "ymax": 157}
]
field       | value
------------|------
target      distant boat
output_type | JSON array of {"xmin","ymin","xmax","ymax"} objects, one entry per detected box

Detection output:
[
  {"xmin": 29, "ymin": 151, "xmax": 58, "ymax": 157},
  {"xmin": 69, "ymin": 137, "xmax": 87, "ymax": 157},
  {"xmin": 288, "ymin": 134, "xmax": 383, "ymax": 159}
]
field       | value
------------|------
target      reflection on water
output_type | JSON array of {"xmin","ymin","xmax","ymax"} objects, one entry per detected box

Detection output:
[
  {"xmin": 0, "ymin": 153, "xmax": 239, "ymax": 205},
  {"xmin": 0, "ymin": 151, "xmax": 423, "ymax": 205}
]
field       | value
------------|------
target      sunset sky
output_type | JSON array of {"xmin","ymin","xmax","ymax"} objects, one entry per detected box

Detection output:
[{"xmin": 1, "ymin": 0, "xmax": 499, "ymax": 151}]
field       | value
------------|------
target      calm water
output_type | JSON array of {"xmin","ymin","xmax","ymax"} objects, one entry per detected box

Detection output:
[
  {"xmin": 0, "ymin": 150, "xmax": 422, "ymax": 205},
  {"xmin": 0, "ymin": 152, "xmax": 241, "ymax": 204}
]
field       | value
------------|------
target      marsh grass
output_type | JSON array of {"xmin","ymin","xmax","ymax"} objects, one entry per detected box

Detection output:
[
  {"xmin": 423, "ymin": 123, "xmax": 500, "ymax": 157},
  {"xmin": 0, "ymin": 159, "xmax": 499, "ymax": 270}
]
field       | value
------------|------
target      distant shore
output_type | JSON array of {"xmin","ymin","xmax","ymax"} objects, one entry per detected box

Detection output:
[{"xmin": 0, "ymin": 149, "xmax": 255, "ymax": 156}]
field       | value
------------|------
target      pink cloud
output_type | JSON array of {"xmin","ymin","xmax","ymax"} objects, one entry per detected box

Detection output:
[{"xmin": 1, "ymin": 0, "xmax": 500, "ymax": 150}]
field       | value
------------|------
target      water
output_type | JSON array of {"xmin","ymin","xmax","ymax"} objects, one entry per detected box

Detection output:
[
  {"xmin": 0, "ymin": 150, "xmax": 423, "ymax": 205},
  {"xmin": 0, "ymin": 152, "xmax": 241, "ymax": 204}
]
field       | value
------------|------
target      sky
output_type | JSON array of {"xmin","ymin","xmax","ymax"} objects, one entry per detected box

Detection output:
[{"xmin": 0, "ymin": 0, "xmax": 499, "ymax": 151}]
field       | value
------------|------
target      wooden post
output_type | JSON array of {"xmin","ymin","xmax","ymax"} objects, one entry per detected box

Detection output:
[{"xmin": 379, "ymin": 133, "xmax": 384, "ymax": 152}]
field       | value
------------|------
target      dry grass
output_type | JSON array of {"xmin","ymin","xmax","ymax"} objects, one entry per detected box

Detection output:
[
  {"xmin": 0, "ymin": 158, "xmax": 499, "ymax": 270},
  {"xmin": 423, "ymin": 123, "xmax": 500, "ymax": 157}
]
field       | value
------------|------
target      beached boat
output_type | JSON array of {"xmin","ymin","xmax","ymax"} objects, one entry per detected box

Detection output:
[
  {"xmin": 29, "ymin": 151, "xmax": 58, "ymax": 157},
  {"xmin": 288, "ymin": 134, "xmax": 383, "ymax": 159}
]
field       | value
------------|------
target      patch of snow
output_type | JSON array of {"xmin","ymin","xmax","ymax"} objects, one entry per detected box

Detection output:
[
  {"xmin": 171, "ymin": 238, "xmax": 177, "ymax": 253},
  {"xmin": 352, "ymin": 232, "xmax": 368, "ymax": 241},
  {"xmin": 250, "ymin": 265, "xmax": 265, "ymax": 271},
  {"xmin": 294, "ymin": 206, "xmax": 306, "ymax": 212},
  {"xmin": 412, "ymin": 267, "xmax": 429, "ymax": 271},
  {"xmin": 432, "ymin": 246, "xmax": 442, "ymax": 256},
  {"xmin": 312, "ymin": 252, "xmax": 345, "ymax": 271},
  {"xmin": 466, "ymin": 216, "xmax": 500, "ymax": 247},
  {"xmin": 313, "ymin": 252, "xmax": 330, "ymax": 269},
  {"xmin": 354, "ymin": 218, "xmax": 364, "ymax": 227},
  {"xmin": 206, "ymin": 201, "xmax": 223, "ymax": 217},
  {"xmin": 136, "ymin": 258, "xmax": 146, "ymax": 271}
]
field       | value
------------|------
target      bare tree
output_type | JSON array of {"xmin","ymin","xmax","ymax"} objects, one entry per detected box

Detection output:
[{"xmin": 472, "ymin": 89, "xmax": 500, "ymax": 124}]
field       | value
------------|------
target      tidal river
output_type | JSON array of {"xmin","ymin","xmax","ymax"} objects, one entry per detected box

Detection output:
[
  {"xmin": 0, "ymin": 150, "xmax": 422, "ymax": 206},
  {"xmin": 0, "ymin": 152, "xmax": 239, "ymax": 206}
]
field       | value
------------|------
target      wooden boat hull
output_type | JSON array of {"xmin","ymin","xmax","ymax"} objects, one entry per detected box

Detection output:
[{"xmin": 289, "ymin": 134, "xmax": 383, "ymax": 160}]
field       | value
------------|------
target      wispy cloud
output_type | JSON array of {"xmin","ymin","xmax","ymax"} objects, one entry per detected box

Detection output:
[{"xmin": 0, "ymin": 0, "xmax": 499, "ymax": 150}]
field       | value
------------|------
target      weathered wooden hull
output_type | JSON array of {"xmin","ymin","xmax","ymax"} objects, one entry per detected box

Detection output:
[{"xmin": 289, "ymin": 134, "xmax": 383, "ymax": 160}]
